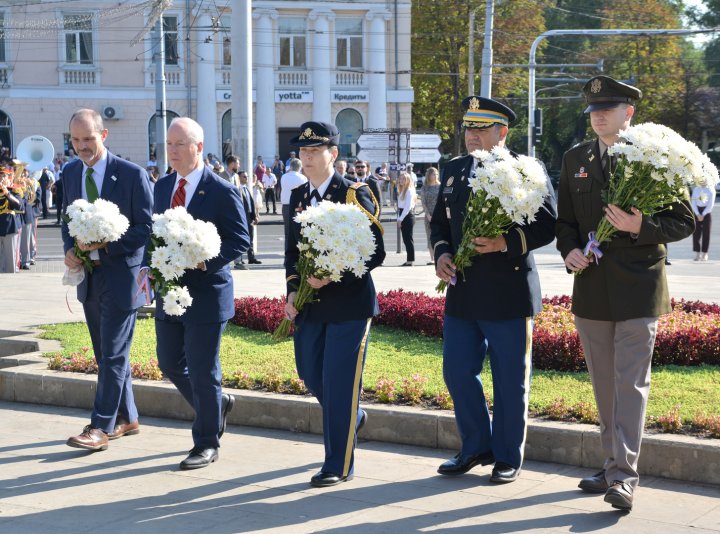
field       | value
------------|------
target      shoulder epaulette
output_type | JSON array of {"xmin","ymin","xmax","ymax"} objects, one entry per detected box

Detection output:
[{"xmin": 349, "ymin": 182, "xmax": 366, "ymax": 190}]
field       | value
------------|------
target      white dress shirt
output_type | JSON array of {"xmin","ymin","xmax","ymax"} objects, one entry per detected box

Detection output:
[
  {"xmin": 172, "ymin": 163, "xmax": 204, "ymax": 208},
  {"xmin": 397, "ymin": 190, "xmax": 416, "ymax": 221},
  {"xmin": 309, "ymin": 172, "xmax": 334, "ymax": 206}
]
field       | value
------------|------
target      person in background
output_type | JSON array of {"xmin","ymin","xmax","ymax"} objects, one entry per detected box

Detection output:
[
  {"xmin": 396, "ymin": 171, "xmax": 417, "ymax": 266},
  {"xmin": 280, "ymin": 158, "xmax": 307, "ymax": 244},
  {"xmin": 254, "ymin": 156, "xmax": 266, "ymax": 186},
  {"xmin": 262, "ymin": 166, "xmax": 278, "ymax": 215},
  {"xmin": 235, "ymin": 170, "xmax": 261, "ymax": 268},
  {"xmin": 691, "ymin": 183, "xmax": 715, "ymax": 261},
  {"xmin": 285, "ymin": 151, "xmax": 296, "ymax": 170},
  {"xmin": 420, "ymin": 167, "xmax": 441, "ymax": 265}
]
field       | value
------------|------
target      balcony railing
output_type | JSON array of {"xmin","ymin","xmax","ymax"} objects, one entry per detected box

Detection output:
[
  {"xmin": 335, "ymin": 70, "xmax": 364, "ymax": 87},
  {"xmin": 60, "ymin": 66, "xmax": 99, "ymax": 86},
  {"xmin": 149, "ymin": 69, "xmax": 183, "ymax": 86},
  {"xmin": 276, "ymin": 70, "xmax": 311, "ymax": 88}
]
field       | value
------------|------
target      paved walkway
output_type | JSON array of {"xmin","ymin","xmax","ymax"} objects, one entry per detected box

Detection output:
[{"xmin": 1, "ymin": 402, "xmax": 718, "ymax": 533}]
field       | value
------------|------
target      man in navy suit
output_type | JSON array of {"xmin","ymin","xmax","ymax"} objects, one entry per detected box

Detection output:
[
  {"xmin": 150, "ymin": 117, "xmax": 250, "ymax": 470},
  {"xmin": 62, "ymin": 109, "xmax": 153, "ymax": 451},
  {"xmin": 284, "ymin": 121, "xmax": 385, "ymax": 487}
]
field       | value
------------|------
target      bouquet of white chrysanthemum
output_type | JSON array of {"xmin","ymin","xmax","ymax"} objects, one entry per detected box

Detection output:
[
  {"xmin": 272, "ymin": 200, "xmax": 376, "ymax": 340},
  {"xmin": 436, "ymin": 146, "xmax": 549, "ymax": 293},
  {"xmin": 146, "ymin": 206, "xmax": 222, "ymax": 316},
  {"xmin": 62, "ymin": 198, "xmax": 130, "ymax": 286},
  {"xmin": 579, "ymin": 122, "xmax": 719, "ymax": 272}
]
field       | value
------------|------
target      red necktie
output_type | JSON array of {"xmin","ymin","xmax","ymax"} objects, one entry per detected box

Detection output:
[{"xmin": 171, "ymin": 178, "xmax": 187, "ymax": 208}]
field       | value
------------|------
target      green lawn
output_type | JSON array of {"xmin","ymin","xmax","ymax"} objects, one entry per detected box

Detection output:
[{"xmin": 40, "ymin": 320, "xmax": 720, "ymax": 425}]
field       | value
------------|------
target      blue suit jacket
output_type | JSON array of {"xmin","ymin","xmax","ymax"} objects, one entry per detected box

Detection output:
[
  {"xmin": 153, "ymin": 167, "xmax": 250, "ymax": 323},
  {"xmin": 61, "ymin": 152, "xmax": 154, "ymax": 310}
]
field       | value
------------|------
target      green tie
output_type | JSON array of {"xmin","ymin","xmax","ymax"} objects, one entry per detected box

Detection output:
[{"xmin": 85, "ymin": 167, "xmax": 99, "ymax": 203}]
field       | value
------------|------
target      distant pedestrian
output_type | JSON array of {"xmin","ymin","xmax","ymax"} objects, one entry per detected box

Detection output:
[
  {"xmin": 691, "ymin": 184, "xmax": 715, "ymax": 261},
  {"xmin": 396, "ymin": 172, "xmax": 416, "ymax": 266},
  {"xmin": 280, "ymin": 158, "xmax": 307, "ymax": 243},
  {"xmin": 262, "ymin": 167, "xmax": 278, "ymax": 214},
  {"xmin": 420, "ymin": 167, "xmax": 440, "ymax": 264}
]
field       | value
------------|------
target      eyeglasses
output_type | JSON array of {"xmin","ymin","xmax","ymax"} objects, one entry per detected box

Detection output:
[{"xmin": 355, "ymin": 165, "xmax": 366, "ymax": 168}]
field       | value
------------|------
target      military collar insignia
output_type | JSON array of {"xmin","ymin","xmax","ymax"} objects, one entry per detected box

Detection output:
[{"xmin": 447, "ymin": 176, "xmax": 454, "ymax": 186}]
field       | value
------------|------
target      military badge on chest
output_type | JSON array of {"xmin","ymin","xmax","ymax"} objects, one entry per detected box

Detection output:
[{"xmin": 574, "ymin": 167, "xmax": 588, "ymax": 178}]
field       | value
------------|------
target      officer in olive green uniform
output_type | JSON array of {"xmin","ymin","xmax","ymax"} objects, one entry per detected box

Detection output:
[{"xmin": 556, "ymin": 76, "xmax": 695, "ymax": 511}]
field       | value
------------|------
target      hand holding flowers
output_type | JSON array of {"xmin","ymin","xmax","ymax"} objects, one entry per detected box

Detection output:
[
  {"xmin": 144, "ymin": 206, "xmax": 221, "ymax": 316},
  {"xmin": 62, "ymin": 198, "xmax": 129, "ymax": 286},
  {"xmin": 273, "ymin": 201, "xmax": 376, "ymax": 341},
  {"xmin": 435, "ymin": 146, "xmax": 549, "ymax": 292},
  {"xmin": 578, "ymin": 122, "xmax": 719, "ymax": 273}
]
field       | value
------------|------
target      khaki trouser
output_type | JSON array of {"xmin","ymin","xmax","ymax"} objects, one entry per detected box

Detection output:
[
  {"xmin": 0, "ymin": 233, "xmax": 18, "ymax": 272},
  {"xmin": 574, "ymin": 316, "xmax": 658, "ymax": 489}
]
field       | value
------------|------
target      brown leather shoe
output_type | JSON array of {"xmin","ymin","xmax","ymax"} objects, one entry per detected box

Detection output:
[
  {"xmin": 579, "ymin": 469, "xmax": 609, "ymax": 493},
  {"xmin": 66, "ymin": 425, "xmax": 109, "ymax": 451},
  {"xmin": 604, "ymin": 480, "xmax": 634, "ymax": 511},
  {"xmin": 108, "ymin": 419, "xmax": 140, "ymax": 440}
]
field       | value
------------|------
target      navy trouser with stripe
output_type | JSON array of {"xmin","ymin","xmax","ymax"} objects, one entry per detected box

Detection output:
[
  {"xmin": 442, "ymin": 315, "xmax": 533, "ymax": 469},
  {"xmin": 294, "ymin": 317, "xmax": 371, "ymax": 477}
]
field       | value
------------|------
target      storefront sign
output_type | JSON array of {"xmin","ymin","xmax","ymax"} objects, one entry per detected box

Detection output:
[{"xmin": 332, "ymin": 91, "xmax": 369, "ymax": 103}]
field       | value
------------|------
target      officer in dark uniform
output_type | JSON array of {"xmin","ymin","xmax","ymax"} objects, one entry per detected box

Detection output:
[
  {"xmin": 556, "ymin": 75, "xmax": 695, "ymax": 511},
  {"xmin": 284, "ymin": 121, "xmax": 385, "ymax": 488},
  {"xmin": 430, "ymin": 97, "xmax": 557, "ymax": 483}
]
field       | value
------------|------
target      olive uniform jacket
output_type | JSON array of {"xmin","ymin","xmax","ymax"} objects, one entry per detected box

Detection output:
[
  {"xmin": 285, "ymin": 173, "xmax": 386, "ymax": 323},
  {"xmin": 555, "ymin": 139, "xmax": 695, "ymax": 321},
  {"xmin": 430, "ymin": 153, "xmax": 557, "ymax": 321}
]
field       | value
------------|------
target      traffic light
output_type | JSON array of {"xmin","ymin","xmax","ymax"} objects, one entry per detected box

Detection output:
[{"xmin": 534, "ymin": 108, "xmax": 543, "ymax": 141}]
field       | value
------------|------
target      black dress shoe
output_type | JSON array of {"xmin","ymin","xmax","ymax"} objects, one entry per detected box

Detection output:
[
  {"xmin": 179, "ymin": 446, "xmax": 218, "ymax": 470},
  {"xmin": 218, "ymin": 393, "xmax": 234, "ymax": 438},
  {"xmin": 489, "ymin": 461, "xmax": 521, "ymax": 483},
  {"xmin": 437, "ymin": 450, "xmax": 495, "ymax": 476},
  {"xmin": 248, "ymin": 259, "xmax": 262, "ymax": 264},
  {"xmin": 604, "ymin": 480, "xmax": 633, "ymax": 511},
  {"xmin": 579, "ymin": 469, "xmax": 609, "ymax": 493},
  {"xmin": 310, "ymin": 471, "xmax": 353, "ymax": 488}
]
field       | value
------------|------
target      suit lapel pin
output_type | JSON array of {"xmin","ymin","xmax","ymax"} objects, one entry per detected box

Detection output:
[
  {"xmin": 304, "ymin": 192, "xmax": 308, "ymax": 199},
  {"xmin": 324, "ymin": 194, "xmax": 331, "ymax": 200},
  {"xmin": 198, "ymin": 190, "xmax": 205, "ymax": 195},
  {"xmin": 110, "ymin": 175, "xmax": 117, "ymax": 182}
]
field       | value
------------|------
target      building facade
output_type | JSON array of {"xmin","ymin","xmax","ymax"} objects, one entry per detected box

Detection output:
[{"xmin": 0, "ymin": 0, "xmax": 412, "ymax": 166}]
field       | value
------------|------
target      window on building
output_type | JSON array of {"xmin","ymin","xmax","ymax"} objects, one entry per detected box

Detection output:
[
  {"xmin": 0, "ymin": 14, "xmax": 6, "ymax": 63},
  {"xmin": 336, "ymin": 108, "xmax": 363, "ymax": 159},
  {"xmin": 0, "ymin": 109, "xmax": 12, "ymax": 154},
  {"xmin": 163, "ymin": 15, "xmax": 179, "ymax": 66},
  {"xmin": 221, "ymin": 110, "xmax": 232, "ymax": 161},
  {"xmin": 148, "ymin": 111, "xmax": 180, "ymax": 160},
  {"xmin": 64, "ymin": 13, "xmax": 94, "ymax": 64},
  {"xmin": 221, "ymin": 15, "xmax": 231, "ymax": 66},
  {"xmin": 279, "ymin": 17, "xmax": 306, "ymax": 68},
  {"xmin": 336, "ymin": 19, "xmax": 363, "ymax": 69}
]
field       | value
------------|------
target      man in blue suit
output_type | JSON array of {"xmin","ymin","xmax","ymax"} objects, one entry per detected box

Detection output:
[
  {"xmin": 62, "ymin": 109, "xmax": 153, "ymax": 451},
  {"xmin": 150, "ymin": 117, "xmax": 249, "ymax": 470}
]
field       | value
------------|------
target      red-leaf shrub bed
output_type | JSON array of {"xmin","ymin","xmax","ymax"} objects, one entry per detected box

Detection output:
[{"xmin": 232, "ymin": 292, "xmax": 720, "ymax": 370}]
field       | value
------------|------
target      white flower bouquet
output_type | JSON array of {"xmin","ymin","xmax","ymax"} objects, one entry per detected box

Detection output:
[
  {"xmin": 580, "ymin": 122, "xmax": 719, "ymax": 270},
  {"xmin": 272, "ymin": 201, "xmax": 376, "ymax": 340},
  {"xmin": 146, "ymin": 206, "xmax": 222, "ymax": 316},
  {"xmin": 62, "ymin": 198, "xmax": 129, "ymax": 286},
  {"xmin": 436, "ymin": 147, "xmax": 549, "ymax": 292}
]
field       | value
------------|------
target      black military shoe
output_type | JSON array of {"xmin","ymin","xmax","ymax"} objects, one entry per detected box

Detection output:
[
  {"xmin": 579, "ymin": 470, "xmax": 609, "ymax": 493},
  {"xmin": 604, "ymin": 480, "xmax": 634, "ymax": 511},
  {"xmin": 437, "ymin": 451, "xmax": 495, "ymax": 476},
  {"xmin": 489, "ymin": 461, "xmax": 521, "ymax": 483},
  {"xmin": 310, "ymin": 471, "xmax": 353, "ymax": 488}
]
